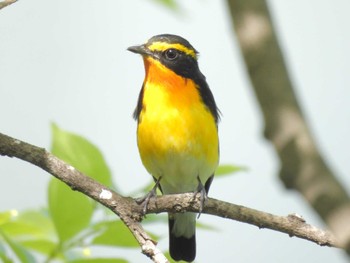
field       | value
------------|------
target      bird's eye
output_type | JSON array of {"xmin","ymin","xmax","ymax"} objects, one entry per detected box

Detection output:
[{"xmin": 164, "ymin": 49, "xmax": 178, "ymax": 60}]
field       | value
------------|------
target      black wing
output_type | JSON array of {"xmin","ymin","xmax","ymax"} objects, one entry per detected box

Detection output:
[{"xmin": 133, "ymin": 84, "xmax": 144, "ymax": 121}]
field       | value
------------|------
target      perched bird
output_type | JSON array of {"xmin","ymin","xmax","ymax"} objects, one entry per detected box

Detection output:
[{"xmin": 128, "ymin": 34, "xmax": 219, "ymax": 262}]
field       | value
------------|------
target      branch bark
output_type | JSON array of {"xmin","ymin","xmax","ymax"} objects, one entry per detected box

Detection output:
[
  {"xmin": 0, "ymin": 131, "xmax": 343, "ymax": 261},
  {"xmin": 226, "ymin": 0, "xmax": 350, "ymax": 254},
  {"xmin": 0, "ymin": 0, "xmax": 17, "ymax": 10}
]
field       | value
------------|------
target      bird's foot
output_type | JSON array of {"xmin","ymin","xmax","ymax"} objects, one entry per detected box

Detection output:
[
  {"xmin": 194, "ymin": 176, "xmax": 208, "ymax": 218},
  {"xmin": 136, "ymin": 177, "xmax": 161, "ymax": 215}
]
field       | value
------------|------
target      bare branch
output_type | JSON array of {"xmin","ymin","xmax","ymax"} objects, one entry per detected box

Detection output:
[
  {"xmin": 147, "ymin": 194, "xmax": 340, "ymax": 249},
  {"xmin": 0, "ymin": 132, "xmax": 168, "ymax": 263},
  {"xmin": 0, "ymin": 0, "xmax": 17, "ymax": 10},
  {"xmin": 0, "ymin": 132, "xmax": 343, "ymax": 261}
]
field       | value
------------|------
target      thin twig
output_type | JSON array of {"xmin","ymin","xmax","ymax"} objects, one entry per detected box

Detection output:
[{"xmin": 0, "ymin": 0, "xmax": 17, "ymax": 10}]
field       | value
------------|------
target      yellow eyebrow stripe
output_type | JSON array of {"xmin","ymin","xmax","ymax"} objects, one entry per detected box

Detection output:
[{"xmin": 148, "ymin": 42, "xmax": 197, "ymax": 59}]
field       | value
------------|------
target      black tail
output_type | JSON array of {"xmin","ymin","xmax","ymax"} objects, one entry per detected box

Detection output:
[{"xmin": 169, "ymin": 218, "xmax": 196, "ymax": 262}]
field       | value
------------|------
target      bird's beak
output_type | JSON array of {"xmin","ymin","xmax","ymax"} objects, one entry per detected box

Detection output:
[{"xmin": 127, "ymin": 44, "xmax": 152, "ymax": 56}]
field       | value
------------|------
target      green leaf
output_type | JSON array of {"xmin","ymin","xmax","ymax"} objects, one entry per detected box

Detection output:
[
  {"xmin": 16, "ymin": 210, "xmax": 55, "ymax": 239},
  {"xmin": 1, "ymin": 221, "xmax": 41, "ymax": 238},
  {"xmin": 0, "ymin": 209, "xmax": 57, "ymax": 258},
  {"xmin": 164, "ymin": 251, "xmax": 177, "ymax": 263},
  {"xmin": 196, "ymin": 221, "xmax": 217, "ymax": 231},
  {"xmin": 48, "ymin": 177, "xmax": 94, "ymax": 243},
  {"xmin": 215, "ymin": 164, "xmax": 247, "ymax": 178},
  {"xmin": 68, "ymin": 258, "xmax": 128, "ymax": 263},
  {"xmin": 49, "ymin": 123, "xmax": 114, "ymax": 243},
  {"xmin": 142, "ymin": 214, "xmax": 167, "ymax": 225},
  {"xmin": 0, "ymin": 242, "xmax": 13, "ymax": 263},
  {"xmin": 0, "ymin": 231, "xmax": 36, "ymax": 263},
  {"xmin": 0, "ymin": 210, "xmax": 14, "ymax": 226},
  {"xmin": 51, "ymin": 123, "xmax": 113, "ymax": 188},
  {"xmin": 20, "ymin": 239, "xmax": 56, "ymax": 255},
  {"xmin": 91, "ymin": 220, "xmax": 139, "ymax": 247},
  {"xmin": 92, "ymin": 220, "xmax": 159, "ymax": 248},
  {"xmin": 152, "ymin": 0, "xmax": 178, "ymax": 10},
  {"xmin": 0, "ymin": 254, "xmax": 13, "ymax": 263},
  {"xmin": 1, "ymin": 210, "xmax": 55, "ymax": 240}
]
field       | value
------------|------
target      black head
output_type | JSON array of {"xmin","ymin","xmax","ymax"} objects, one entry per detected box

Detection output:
[
  {"xmin": 127, "ymin": 34, "xmax": 201, "ymax": 79},
  {"xmin": 128, "ymin": 34, "xmax": 220, "ymax": 123}
]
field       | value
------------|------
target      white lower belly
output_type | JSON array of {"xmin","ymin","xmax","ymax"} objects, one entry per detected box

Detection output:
[{"xmin": 148, "ymin": 152, "xmax": 215, "ymax": 194}]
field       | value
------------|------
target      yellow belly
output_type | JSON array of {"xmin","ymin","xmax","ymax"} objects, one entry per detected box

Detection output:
[{"xmin": 137, "ymin": 75, "xmax": 219, "ymax": 194}]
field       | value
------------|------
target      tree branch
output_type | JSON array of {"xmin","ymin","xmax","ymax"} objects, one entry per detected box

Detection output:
[
  {"xmin": 0, "ymin": 132, "xmax": 343, "ymax": 262},
  {"xmin": 148, "ymin": 194, "xmax": 340, "ymax": 248},
  {"xmin": 0, "ymin": 0, "xmax": 17, "ymax": 10},
  {"xmin": 226, "ymin": 0, "xmax": 350, "ymax": 253},
  {"xmin": 0, "ymin": 132, "xmax": 168, "ymax": 263}
]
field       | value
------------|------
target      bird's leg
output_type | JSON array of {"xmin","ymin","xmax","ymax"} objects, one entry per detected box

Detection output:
[
  {"xmin": 136, "ymin": 177, "xmax": 162, "ymax": 215},
  {"xmin": 195, "ymin": 176, "xmax": 208, "ymax": 218}
]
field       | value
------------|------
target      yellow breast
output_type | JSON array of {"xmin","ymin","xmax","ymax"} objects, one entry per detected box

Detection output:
[{"xmin": 137, "ymin": 58, "xmax": 219, "ymax": 191}]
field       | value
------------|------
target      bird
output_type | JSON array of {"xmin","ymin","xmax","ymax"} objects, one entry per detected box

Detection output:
[{"xmin": 127, "ymin": 34, "xmax": 220, "ymax": 262}]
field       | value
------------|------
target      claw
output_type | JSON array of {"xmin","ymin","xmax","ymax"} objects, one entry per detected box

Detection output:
[
  {"xmin": 195, "ymin": 176, "xmax": 208, "ymax": 218},
  {"xmin": 136, "ymin": 177, "xmax": 162, "ymax": 215}
]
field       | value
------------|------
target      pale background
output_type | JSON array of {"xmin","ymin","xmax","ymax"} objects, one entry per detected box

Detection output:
[{"xmin": 1, "ymin": 0, "xmax": 350, "ymax": 262}]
